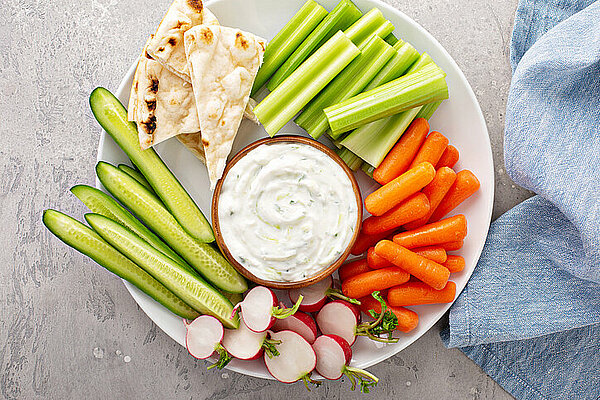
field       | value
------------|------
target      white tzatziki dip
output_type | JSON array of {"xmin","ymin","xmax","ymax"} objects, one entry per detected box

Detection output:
[{"xmin": 218, "ymin": 142, "xmax": 358, "ymax": 282}]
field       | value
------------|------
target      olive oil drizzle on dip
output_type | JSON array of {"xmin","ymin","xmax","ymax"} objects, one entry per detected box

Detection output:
[{"xmin": 218, "ymin": 142, "xmax": 358, "ymax": 282}]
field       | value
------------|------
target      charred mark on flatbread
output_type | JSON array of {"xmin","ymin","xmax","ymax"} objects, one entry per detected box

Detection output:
[
  {"xmin": 157, "ymin": 46, "xmax": 165, "ymax": 52},
  {"xmin": 140, "ymin": 115, "xmax": 157, "ymax": 134},
  {"xmin": 150, "ymin": 78, "xmax": 159, "ymax": 93},
  {"xmin": 187, "ymin": 0, "xmax": 203, "ymax": 13},
  {"xmin": 167, "ymin": 37, "xmax": 177, "ymax": 46},
  {"xmin": 202, "ymin": 138, "xmax": 210, "ymax": 147},
  {"xmin": 200, "ymin": 28, "xmax": 213, "ymax": 44},
  {"xmin": 235, "ymin": 32, "xmax": 249, "ymax": 50},
  {"xmin": 145, "ymin": 99, "xmax": 157, "ymax": 112},
  {"xmin": 259, "ymin": 41, "xmax": 266, "ymax": 52}
]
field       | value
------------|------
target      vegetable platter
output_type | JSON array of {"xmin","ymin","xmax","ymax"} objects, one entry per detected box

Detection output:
[{"xmin": 47, "ymin": 0, "xmax": 494, "ymax": 389}]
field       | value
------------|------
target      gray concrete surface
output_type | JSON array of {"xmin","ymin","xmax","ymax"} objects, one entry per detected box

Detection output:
[{"xmin": 0, "ymin": 0, "xmax": 532, "ymax": 398}]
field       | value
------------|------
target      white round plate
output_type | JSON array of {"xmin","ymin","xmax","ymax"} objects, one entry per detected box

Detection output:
[{"xmin": 98, "ymin": 0, "xmax": 494, "ymax": 379}]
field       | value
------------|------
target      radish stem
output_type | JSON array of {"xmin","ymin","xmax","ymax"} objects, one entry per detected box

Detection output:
[
  {"xmin": 324, "ymin": 288, "xmax": 361, "ymax": 305},
  {"xmin": 206, "ymin": 344, "xmax": 232, "ymax": 370},
  {"xmin": 272, "ymin": 295, "xmax": 304, "ymax": 319},
  {"xmin": 344, "ymin": 367, "xmax": 379, "ymax": 393},
  {"xmin": 262, "ymin": 338, "xmax": 282, "ymax": 358},
  {"xmin": 355, "ymin": 291, "xmax": 399, "ymax": 343},
  {"xmin": 301, "ymin": 374, "xmax": 322, "ymax": 391}
]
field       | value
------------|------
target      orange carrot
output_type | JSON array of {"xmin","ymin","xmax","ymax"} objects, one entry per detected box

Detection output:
[
  {"xmin": 429, "ymin": 170, "xmax": 480, "ymax": 222},
  {"xmin": 373, "ymin": 118, "xmax": 430, "ymax": 185},
  {"xmin": 359, "ymin": 295, "xmax": 419, "ymax": 333},
  {"xmin": 436, "ymin": 145, "xmax": 459, "ymax": 169},
  {"xmin": 444, "ymin": 255, "xmax": 465, "ymax": 273},
  {"xmin": 393, "ymin": 215, "xmax": 467, "ymax": 249},
  {"xmin": 388, "ymin": 281, "xmax": 456, "ymax": 306},
  {"xmin": 403, "ymin": 167, "xmax": 457, "ymax": 230},
  {"xmin": 342, "ymin": 267, "xmax": 410, "ymax": 299},
  {"xmin": 338, "ymin": 258, "xmax": 372, "ymax": 281},
  {"xmin": 365, "ymin": 162, "xmax": 435, "ymax": 216},
  {"xmin": 374, "ymin": 240, "xmax": 450, "ymax": 290},
  {"xmin": 409, "ymin": 131, "xmax": 449, "ymax": 169},
  {"xmin": 413, "ymin": 246, "xmax": 447, "ymax": 264},
  {"xmin": 368, "ymin": 245, "xmax": 447, "ymax": 269},
  {"xmin": 439, "ymin": 240, "xmax": 464, "ymax": 251},
  {"xmin": 351, "ymin": 229, "xmax": 394, "ymax": 256},
  {"xmin": 362, "ymin": 193, "xmax": 430, "ymax": 235}
]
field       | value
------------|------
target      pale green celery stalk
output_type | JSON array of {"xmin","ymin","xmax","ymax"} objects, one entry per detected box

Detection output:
[
  {"xmin": 296, "ymin": 35, "xmax": 395, "ymax": 139},
  {"xmin": 267, "ymin": 0, "xmax": 362, "ymax": 91},
  {"xmin": 405, "ymin": 52, "xmax": 433, "ymax": 74},
  {"xmin": 253, "ymin": 31, "xmax": 360, "ymax": 136},
  {"xmin": 384, "ymin": 33, "xmax": 399, "ymax": 45},
  {"xmin": 361, "ymin": 162, "xmax": 375, "ymax": 178},
  {"xmin": 344, "ymin": 8, "xmax": 393, "ymax": 47},
  {"xmin": 416, "ymin": 100, "xmax": 443, "ymax": 120},
  {"xmin": 341, "ymin": 107, "xmax": 422, "ymax": 167},
  {"xmin": 324, "ymin": 63, "xmax": 448, "ymax": 136},
  {"xmin": 363, "ymin": 41, "xmax": 419, "ymax": 91},
  {"xmin": 336, "ymin": 148, "xmax": 363, "ymax": 171},
  {"xmin": 251, "ymin": 0, "xmax": 327, "ymax": 95}
]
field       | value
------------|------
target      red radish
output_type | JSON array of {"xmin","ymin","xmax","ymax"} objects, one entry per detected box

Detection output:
[
  {"xmin": 264, "ymin": 330, "xmax": 320, "ymax": 389},
  {"xmin": 313, "ymin": 335, "xmax": 379, "ymax": 393},
  {"xmin": 185, "ymin": 315, "xmax": 231, "ymax": 370},
  {"xmin": 317, "ymin": 294, "xmax": 400, "ymax": 345},
  {"xmin": 289, "ymin": 275, "xmax": 360, "ymax": 313},
  {"xmin": 234, "ymin": 286, "xmax": 303, "ymax": 333},
  {"xmin": 222, "ymin": 313, "xmax": 280, "ymax": 360},
  {"xmin": 272, "ymin": 312, "xmax": 318, "ymax": 344},
  {"xmin": 316, "ymin": 300, "xmax": 360, "ymax": 345}
]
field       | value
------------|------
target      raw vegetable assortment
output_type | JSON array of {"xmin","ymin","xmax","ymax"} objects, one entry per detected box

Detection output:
[{"xmin": 42, "ymin": 0, "xmax": 483, "ymax": 393}]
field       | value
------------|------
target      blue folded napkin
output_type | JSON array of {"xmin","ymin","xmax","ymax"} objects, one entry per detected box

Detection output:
[{"xmin": 441, "ymin": 0, "xmax": 600, "ymax": 399}]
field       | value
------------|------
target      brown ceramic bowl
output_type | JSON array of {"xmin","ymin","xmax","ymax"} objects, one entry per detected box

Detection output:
[{"xmin": 212, "ymin": 135, "xmax": 363, "ymax": 290}]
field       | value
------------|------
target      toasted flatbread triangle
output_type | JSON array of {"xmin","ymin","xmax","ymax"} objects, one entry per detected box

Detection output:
[
  {"xmin": 184, "ymin": 25, "xmax": 265, "ymax": 189},
  {"xmin": 146, "ymin": 0, "xmax": 219, "ymax": 82},
  {"xmin": 128, "ymin": 40, "xmax": 201, "ymax": 150}
]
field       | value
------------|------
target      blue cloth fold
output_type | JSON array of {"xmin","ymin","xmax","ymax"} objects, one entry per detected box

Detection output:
[{"xmin": 442, "ymin": 0, "xmax": 600, "ymax": 398}]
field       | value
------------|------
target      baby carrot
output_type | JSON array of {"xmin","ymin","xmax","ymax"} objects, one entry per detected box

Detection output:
[
  {"xmin": 342, "ymin": 267, "xmax": 410, "ymax": 299},
  {"xmin": 444, "ymin": 255, "xmax": 465, "ymax": 273},
  {"xmin": 362, "ymin": 193, "xmax": 430, "ymax": 235},
  {"xmin": 359, "ymin": 295, "xmax": 419, "ymax": 333},
  {"xmin": 373, "ymin": 118, "xmax": 430, "ymax": 185},
  {"xmin": 387, "ymin": 281, "xmax": 456, "ymax": 306},
  {"xmin": 439, "ymin": 240, "xmax": 464, "ymax": 251},
  {"xmin": 403, "ymin": 167, "xmax": 457, "ymax": 230},
  {"xmin": 393, "ymin": 215, "xmax": 467, "ymax": 249},
  {"xmin": 436, "ymin": 145, "xmax": 459, "ymax": 169},
  {"xmin": 368, "ymin": 245, "xmax": 447, "ymax": 269},
  {"xmin": 429, "ymin": 170, "xmax": 480, "ymax": 222},
  {"xmin": 374, "ymin": 240, "xmax": 450, "ymax": 290},
  {"xmin": 409, "ymin": 131, "xmax": 449, "ymax": 169},
  {"xmin": 351, "ymin": 229, "xmax": 393, "ymax": 256},
  {"xmin": 338, "ymin": 258, "xmax": 372, "ymax": 281},
  {"xmin": 365, "ymin": 162, "xmax": 435, "ymax": 216}
]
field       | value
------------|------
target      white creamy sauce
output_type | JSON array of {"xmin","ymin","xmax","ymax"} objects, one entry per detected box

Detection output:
[{"xmin": 218, "ymin": 142, "xmax": 358, "ymax": 282}]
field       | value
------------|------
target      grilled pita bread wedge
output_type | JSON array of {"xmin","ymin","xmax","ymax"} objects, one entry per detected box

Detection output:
[
  {"xmin": 184, "ymin": 25, "xmax": 265, "ymax": 189},
  {"xmin": 176, "ymin": 132, "xmax": 206, "ymax": 163},
  {"xmin": 146, "ymin": 0, "xmax": 218, "ymax": 83},
  {"xmin": 128, "ymin": 41, "xmax": 201, "ymax": 150}
]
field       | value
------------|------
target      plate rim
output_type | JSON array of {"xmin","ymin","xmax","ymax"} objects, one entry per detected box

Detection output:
[{"xmin": 97, "ymin": 0, "xmax": 495, "ymax": 380}]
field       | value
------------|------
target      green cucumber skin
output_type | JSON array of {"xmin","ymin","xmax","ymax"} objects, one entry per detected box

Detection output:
[
  {"xmin": 96, "ymin": 162, "xmax": 247, "ymax": 293},
  {"xmin": 117, "ymin": 164, "xmax": 156, "ymax": 195},
  {"xmin": 85, "ymin": 213, "xmax": 238, "ymax": 329},
  {"xmin": 70, "ymin": 185, "xmax": 195, "ymax": 275},
  {"xmin": 42, "ymin": 209, "xmax": 199, "ymax": 320},
  {"xmin": 89, "ymin": 87, "xmax": 214, "ymax": 243}
]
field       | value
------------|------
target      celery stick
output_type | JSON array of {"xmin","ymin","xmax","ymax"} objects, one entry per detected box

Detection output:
[
  {"xmin": 405, "ymin": 52, "xmax": 433, "ymax": 74},
  {"xmin": 251, "ymin": 0, "xmax": 327, "ymax": 95},
  {"xmin": 267, "ymin": 0, "xmax": 362, "ymax": 91},
  {"xmin": 253, "ymin": 31, "xmax": 360, "ymax": 136},
  {"xmin": 363, "ymin": 41, "xmax": 419, "ymax": 91},
  {"xmin": 341, "ymin": 107, "xmax": 422, "ymax": 167},
  {"xmin": 336, "ymin": 148, "xmax": 363, "ymax": 171},
  {"xmin": 324, "ymin": 63, "xmax": 448, "ymax": 136},
  {"xmin": 416, "ymin": 100, "xmax": 443, "ymax": 120},
  {"xmin": 344, "ymin": 8, "xmax": 394, "ymax": 47},
  {"xmin": 384, "ymin": 33, "xmax": 399, "ymax": 45},
  {"xmin": 296, "ymin": 35, "xmax": 395, "ymax": 139},
  {"xmin": 361, "ymin": 162, "xmax": 375, "ymax": 178}
]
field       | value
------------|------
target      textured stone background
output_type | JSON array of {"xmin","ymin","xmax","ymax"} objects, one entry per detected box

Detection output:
[{"xmin": 0, "ymin": 0, "xmax": 532, "ymax": 398}]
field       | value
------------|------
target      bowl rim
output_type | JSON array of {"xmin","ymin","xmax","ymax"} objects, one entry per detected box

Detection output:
[{"xmin": 211, "ymin": 135, "xmax": 363, "ymax": 290}]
